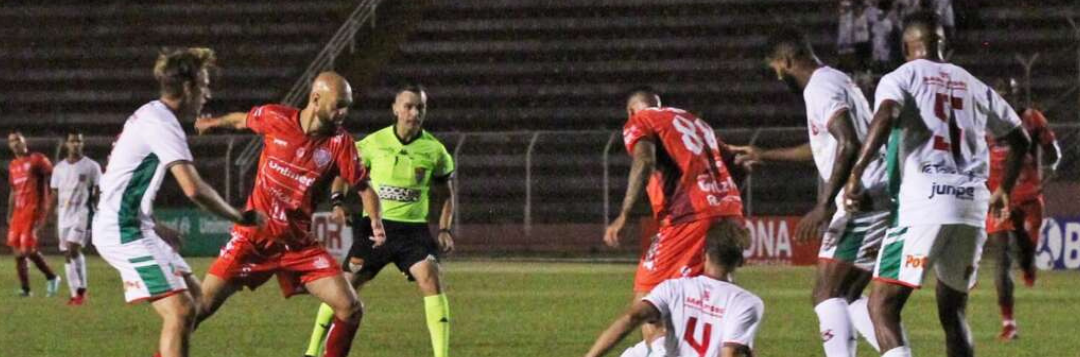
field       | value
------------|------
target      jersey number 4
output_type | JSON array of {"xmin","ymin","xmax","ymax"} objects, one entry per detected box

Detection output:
[
  {"xmin": 673, "ymin": 116, "xmax": 719, "ymax": 155},
  {"xmin": 683, "ymin": 316, "xmax": 714, "ymax": 356}
]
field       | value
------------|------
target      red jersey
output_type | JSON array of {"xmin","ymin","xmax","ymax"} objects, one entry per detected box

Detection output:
[
  {"xmin": 623, "ymin": 107, "xmax": 743, "ymax": 226},
  {"xmin": 8, "ymin": 152, "xmax": 53, "ymax": 223},
  {"xmin": 988, "ymin": 108, "xmax": 1056, "ymax": 202},
  {"xmin": 236, "ymin": 105, "xmax": 368, "ymax": 245}
]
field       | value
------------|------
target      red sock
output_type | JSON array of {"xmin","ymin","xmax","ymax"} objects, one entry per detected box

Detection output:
[
  {"xmin": 1000, "ymin": 303, "xmax": 1014, "ymax": 322},
  {"xmin": 28, "ymin": 252, "xmax": 56, "ymax": 280},
  {"xmin": 323, "ymin": 316, "xmax": 360, "ymax": 357},
  {"xmin": 15, "ymin": 256, "xmax": 29, "ymax": 292}
]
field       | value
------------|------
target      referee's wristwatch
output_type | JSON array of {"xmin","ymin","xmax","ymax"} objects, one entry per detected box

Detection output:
[{"xmin": 438, "ymin": 228, "xmax": 454, "ymax": 237}]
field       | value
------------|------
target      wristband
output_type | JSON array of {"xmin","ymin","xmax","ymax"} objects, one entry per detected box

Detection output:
[
  {"xmin": 439, "ymin": 228, "xmax": 453, "ymax": 236},
  {"xmin": 330, "ymin": 192, "xmax": 346, "ymax": 207}
]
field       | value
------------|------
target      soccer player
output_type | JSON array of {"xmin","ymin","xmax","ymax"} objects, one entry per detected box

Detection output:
[
  {"xmin": 843, "ymin": 12, "xmax": 1030, "ymax": 357},
  {"xmin": 304, "ymin": 83, "xmax": 455, "ymax": 357},
  {"xmin": 986, "ymin": 78, "xmax": 1061, "ymax": 341},
  {"xmin": 585, "ymin": 220, "xmax": 762, "ymax": 357},
  {"xmin": 604, "ymin": 87, "xmax": 745, "ymax": 356},
  {"xmin": 192, "ymin": 72, "xmax": 386, "ymax": 357},
  {"xmin": 7, "ymin": 131, "xmax": 61, "ymax": 297},
  {"xmin": 730, "ymin": 28, "xmax": 887, "ymax": 356},
  {"xmin": 49, "ymin": 132, "xmax": 102, "ymax": 305},
  {"xmin": 93, "ymin": 48, "xmax": 261, "ymax": 357}
]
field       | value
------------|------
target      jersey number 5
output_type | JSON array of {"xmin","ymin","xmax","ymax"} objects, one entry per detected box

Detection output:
[
  {"xmin": 934, "ymin": 93, "xmax": 965, "ymax": 160},
  {"xmin": 673, "ymin": 116, "xmax": 719, "ymax": 155},
  {"xmin": 683, "ymin": 316, "xmax": 713, "ymax": 356}
]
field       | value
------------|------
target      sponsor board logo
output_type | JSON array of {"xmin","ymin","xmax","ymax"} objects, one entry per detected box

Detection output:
[
  {"xmin": 928, "ymin": 182, "xmax": 975, "ymax": 200},
  {"xmin": 1038, "ymin": 218, "xmax": 1080, "ymax": 270}
]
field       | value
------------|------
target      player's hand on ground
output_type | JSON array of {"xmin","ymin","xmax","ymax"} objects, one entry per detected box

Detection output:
[
  {"xmin": 728, "ymin": 145, "xmax": 763, "ymax": 171},
  {"xmin": 604, "ymin": 215, "xmax": 628, "ymax": 248},
  {"xmin": 990, "ymin": 188, "xmax": 1011, "ymax": 221},
  {"xmin": 194, "ymin": 115, "xmax": 216, "ymax": 135},
  {"xmin": 437, "ymin": 230, "xmax": 455, "ymax": 253},
  {"xmin": 795, "ymin": 205, "xmax": 831, "ymax": 244},
  {"xmin": 370, "ymin": 220, "xmax": 387, "ymax": 248},
  {"xmin": 331, "ymin": 205, "xmax": 349, "ymax": 225}
]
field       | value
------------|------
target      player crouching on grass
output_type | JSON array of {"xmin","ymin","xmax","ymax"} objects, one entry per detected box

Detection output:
[{"xmin": 585, "ymin": 222, "xmax": 763, "ymax": 357}]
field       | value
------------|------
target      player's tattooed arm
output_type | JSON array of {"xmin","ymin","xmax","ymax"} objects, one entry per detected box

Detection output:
[
  {"xmin": 194, "ymin": 112, "xmax": 248, "ymax": 134},
  {"xmin": 605, "ymin": 138, "xmax": 656, "ymax": 248},
  {"xmin": 584, "ymin": 300, "xmax": 662, "ymax": 357},
  {"xmin": 357, "ymin": 184, "xmax": 387, "ymax": 248},
  {"xmin": 798, "ymin": 109, "xmax": 859, "ymax": 243},
  {"xmin": 844, "ymin": 100, "xmax": 899, "ymax": 212},
  {"xmin": 992, "ymin": 127, "xmax": 1032, "ymax": 220}
]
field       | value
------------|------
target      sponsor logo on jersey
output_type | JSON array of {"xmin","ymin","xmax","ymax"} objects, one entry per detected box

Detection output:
[
  {"xmin": 904, "ymin": 254, "xmax": 928, "ymax": 268},
  {"xmin": 313, "ymin": 256, "xmax": 330, "ymax": 270},
  {"xmin": 273, "ymin": 138, "xmax": 289, "ymax": 147},
  {"xmin": 928, "ymin": 182, "xmax": 975, "ymax": 200},
  {"xmin": 267, "ymin": 159, "xmax": 316, "ymax": 187},
  {"xmin": 684, "ymin": 295, "xmax": 726, "ymax": 318},
  {"xmin": 920, "ymin": 162, "xmax": 958, "ymax": 174},
  {"xmin": 377, "ymin": 185, "xmax": 421, "ymax": 202},
  {"xmin": 313, "ymin": 148, "xmax": 331, "ymax": 169}
]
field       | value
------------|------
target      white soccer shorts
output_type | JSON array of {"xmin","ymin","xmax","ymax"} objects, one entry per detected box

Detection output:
[
  {"xmin": 97, "ymin": 233, "xmax": 192, "ymax": 303},
  {"xmin": 819, "ymin": 210, "xmax": 890, "ymax": 271},
  {"xmin": 873, "ymin": 224, "xmax": 986, "ymax": 291},
  {"xmin": 58, "ymin": 224, "xmax": 89, "ymax": 251}
]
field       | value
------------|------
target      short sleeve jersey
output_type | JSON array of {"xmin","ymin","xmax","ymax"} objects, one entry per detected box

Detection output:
[
  {"xmin": 623, "ymin": 107, "xmax": 744, "ymax": 226},
  {"xmin": 874, "ymin": 59, "xmax": 1022, "ymax": 227},
  {"xmin": 236, "ymin": 105, "xmax": 368, "ymax": 244},
  {"xmin": 804, "ymin": 66, "xmax": 888, "ymax": 208},
  {"xmin": 355, "ymin": 126, "xmax": 454, "ymax": 223},
  {"xmin": 987, "ymin": 108, "xmax": 1056, "ymax": 202},
  {"xmin": 9, "ymin": 152, "xmax": 53, "ymax": 222},
  {"xmin": 95, "ymin": 101, "xmax": 195, "ymax": 245},
  {"xmin": 644, "ymin": 276, "xmax": 765, "ymax": 356},
  {"xmin": 50, "ymin": 157, "xmax": 102, "ymax": 229}
]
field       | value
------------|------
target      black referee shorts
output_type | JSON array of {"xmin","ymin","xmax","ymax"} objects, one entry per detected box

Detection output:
[{"xmin": 345, "ymin": 216, "xmax": 439, "ymax": 281}]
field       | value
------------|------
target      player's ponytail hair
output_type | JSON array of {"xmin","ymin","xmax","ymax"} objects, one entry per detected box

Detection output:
[
  {"xmin": 154, "ymin": 47, "xmax": 217, "ymax": 98},
  {"xmin": 705, "ymin": 219, "xmax": 751, "ymax": 269}
]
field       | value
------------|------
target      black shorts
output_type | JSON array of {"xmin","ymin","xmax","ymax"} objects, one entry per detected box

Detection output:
[{"xmin": 345, "ymin": 216, "xmax": 439, "ymax": 280}]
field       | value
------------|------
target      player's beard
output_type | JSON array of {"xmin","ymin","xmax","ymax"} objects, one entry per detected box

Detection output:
[{"xmin": 781, "ymin": 72, "xmax": 801, "ymax": 94}]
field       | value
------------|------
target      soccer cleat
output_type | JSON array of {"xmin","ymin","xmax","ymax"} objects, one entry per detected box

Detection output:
[
  {"xmin": 1022, "ymin": 267, "xmax": 1037, "ymax": 287},
  {"xmin": 46, "ymin": 276, "xmax": 62, "ymax": 297},
  {"xmin": 67, "ymin": 294, "xmax": 86, "ymax": 306},
  {"xmin": 998, "ymin": 323, "xmax": 1019, "ymax": 341},
  {"xmin": 15, "ymin": 289, "xmax": 32, "ymax": 297}
]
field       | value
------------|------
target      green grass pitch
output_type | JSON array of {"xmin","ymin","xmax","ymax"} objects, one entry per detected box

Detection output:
[{"xmin": 1, "ymin": 256, "xmax": 1078, "ymax": 356}]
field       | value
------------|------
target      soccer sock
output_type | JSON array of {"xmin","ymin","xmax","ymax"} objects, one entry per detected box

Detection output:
[
  {"xmin": 65, "ymin": 263, "xmax": 78, "ymax": 297},
  {"xmin": 1000, "ymin": 303, "xmax": 1014, "ymax": 324},
  {"xmin": 305, "ymin": 303, "xmax": 335, "ymax": 357},
  {"xmin": 323, "ymin": 316, "xmax": 360, "ymax": 357},
  {"xmin": 424, "ymin": 294, "xmax": 450, "ymax": 357},
  {"xmin": 16, "ymin": 256, "xmax": 30, "ymax": 293},
  {"xmin": 28, "ymin": 252, "xmax": 56, "ymax": 280},
  {"xmin": 618, "ymin": 341, "xmax": 650, "ymax": 357},
  {"xmin": 848, "ymin": 296, "xmax": 880, "ymax": 352},
  {"xmin": 881, "ymin": 346, "xmax": 911, "ymax": 357},
  {"xmin": 815, "ymin": 298, "xmax": 855, "ymax": 357},
  {"xmin": 75, "ymin": 253, "xmax": 87, "ymax": 294}
]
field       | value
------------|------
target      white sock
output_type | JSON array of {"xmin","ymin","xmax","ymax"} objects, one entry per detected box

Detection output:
[
  {"xmin": 881, "ymin": 346, "xmax": 911, "ymax": 357},
  {"xmin": 619, "ymin": 341, "xmax": 649, "ymax": 357},
  {"xmin": 815, "ymin": 298, "xmax": 855, "ymax": 357},
  {"xmin": 848, "ymin": 296, "xmax": 880, "ymax": 352},
  {"xmin": 64, "ymin": 263, "xmax": 78, "ymax": 297},
  {"xmin": 75, "ymin": 254, "xmax": 87, "ymax": 291},
  {"xmin": 648, "ymin": 336, "xmax": 667, "ymax": 356}
]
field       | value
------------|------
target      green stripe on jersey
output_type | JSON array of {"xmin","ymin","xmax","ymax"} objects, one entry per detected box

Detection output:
[
  {"xmin": 119, "ymin": 154, "xmax": 159, "ymax": 243},
  {"xmin": 884, "ymin": 127, "xmax": 903, "ymax": 228},
  {"xmin": 878, "ymin": 234, "xmax": 906, "ymax": 279},
  {"xmin": 135, "ymin": 264, "xmax": 172, "ymax": 296},
  {"xmin": 129, "ymin": 256, "xmax": 155, "ymax": 264}
]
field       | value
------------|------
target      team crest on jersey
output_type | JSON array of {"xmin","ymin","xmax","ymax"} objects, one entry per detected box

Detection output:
[
  {"xmin": 313, "ymin": 256, "xmax": 330, "ymax": 269},
  {"xmin": 415, "ymin": 167, "xmax": 427, "ymax": 184},
  {"xmin": 313, "ymin": 148, "xmax": 332, "ymax": 169}
]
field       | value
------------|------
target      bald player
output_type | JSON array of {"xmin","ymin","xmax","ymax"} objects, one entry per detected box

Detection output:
[
  {"xmin": 843, "ymin": 12, "xmax": 1030, "ymax": 357},
  {"xmin": 194, "ymin": 72, "xmax": 386, "ymax": 357}
]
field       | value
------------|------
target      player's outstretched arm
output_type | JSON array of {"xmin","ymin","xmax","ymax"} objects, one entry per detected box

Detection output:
[
  {"xmin": 584, "ymin": 300, "xmax": 661, "ymax": 357},
  {"xmin": 844, "ymin": 100, "xmax": 898, "ymax": 212},
  {"xmin": 605, "ymin": 138, "xmax": 656, "ymax": 247},
  {"xmin": 357, "ymin": 184, "xmax": 387, "ymax": 247},
  {"xmin": 194, "ymin": 112, "xmax": 248, "ymax": 134},
  {"xmin": 729, "ymin": 143, "xmax": 813, "ymax": 171},
  {"xmin": 169, "ymin": 162, "xmax": 262, "ymax": 227}
]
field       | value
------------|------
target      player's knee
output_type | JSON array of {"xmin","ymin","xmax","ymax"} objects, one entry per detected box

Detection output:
[{"xmin": 336, "ymin": 299, "xmax": 364, "ymax": 323}]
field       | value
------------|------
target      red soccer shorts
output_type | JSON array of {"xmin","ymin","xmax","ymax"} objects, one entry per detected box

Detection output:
[
  {"xmin": 208, "ymin": 229, "xmax": 342, "ymax": 297},
  {"xmin": 633, "ymin": 216, "xmax": 744, "ymax": 293},
  {"xmin": 6, "ymin": 216, "xmax": 38, "ymax": 250},
  {"xmin": 986, "ymin": 197, "xmax": 1043, "ymax": 244}
]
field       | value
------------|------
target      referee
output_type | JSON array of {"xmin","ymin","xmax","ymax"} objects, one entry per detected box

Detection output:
[{"xmin": 305, "ymin": 82, "xmax": 456, "ymax": 357}]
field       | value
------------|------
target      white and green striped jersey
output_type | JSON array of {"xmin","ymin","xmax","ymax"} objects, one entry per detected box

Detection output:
[
  {"xmin": 93, "ymin": 101, "xmax": 194, "ymax": 245},
  {"xmin": 874, "ymin": 59, "xmax": 1021, "ymax": 227}
]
